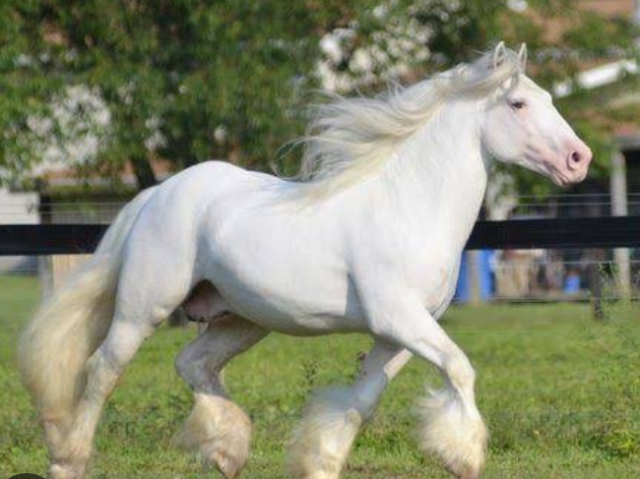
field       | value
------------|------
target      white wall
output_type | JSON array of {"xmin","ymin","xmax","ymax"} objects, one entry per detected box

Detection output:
[
  {"xmin": 0, "ymin": 188, "xmax": 40, "ymax": 274},
  {"xmin": 0, "ymin": 188, "xmax": 39, "ymax": 224}
]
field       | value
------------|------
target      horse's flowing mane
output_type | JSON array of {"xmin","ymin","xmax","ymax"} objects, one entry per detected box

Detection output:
[{"xmin": 292, "ymin": 46, "xmax": 523, "ymax": 202}]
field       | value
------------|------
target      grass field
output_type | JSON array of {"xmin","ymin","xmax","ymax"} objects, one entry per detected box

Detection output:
[{"xmin": 1, "ymin": 275, "xmax": 639, "ymax": 479}]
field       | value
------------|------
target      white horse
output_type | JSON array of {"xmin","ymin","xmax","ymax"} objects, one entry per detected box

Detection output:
[{"xmin": 19, "ymin": 43, "xmax": 591, "ymax": 479}]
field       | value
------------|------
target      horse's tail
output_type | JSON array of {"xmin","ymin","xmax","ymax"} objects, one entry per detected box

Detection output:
[{"xmin": 17, "ymin": 187, "xmax": 156, "ymax": 420}]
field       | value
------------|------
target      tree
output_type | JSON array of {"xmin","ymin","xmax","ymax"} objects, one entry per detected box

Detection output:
[
  {"xmin": 1, "ymin": 0, "xmax": 638, "ymax": 195},
  {"xmin": 0, "ymin": 0, "xmax": 378, "ymax": 188},
  {"xmin": 0, "ymin": 1, "xmax": 63, "ymax": 185}
]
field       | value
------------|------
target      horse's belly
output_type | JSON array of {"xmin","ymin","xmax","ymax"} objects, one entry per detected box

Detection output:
[
  {"xmin": 203, "ymin": 230, "xmax": 366, "ymax": 335},
  {"xmin": 211, "ymin": 277, "xmax": 365, "ymax": 335}
]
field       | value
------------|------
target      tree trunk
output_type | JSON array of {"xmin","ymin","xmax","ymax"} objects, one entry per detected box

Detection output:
[{"xmin": 131, "ymin": 155, "xmax": 158, "ymax": 189}]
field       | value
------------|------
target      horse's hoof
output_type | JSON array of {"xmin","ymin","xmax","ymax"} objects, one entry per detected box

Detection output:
[
  {"xmin": 48, "ymin": 462, "xmax": 86, "ymax": 479},
  {"xmin": 446, "ymin": 463, "xmax": 481, "ymax": 479},
  {"xmin": 175, "ymin": 395, "xmax": 251, "ymax": 478},
  {"xmin": 213, "ymin": 449, "xmax": 246, "ymax": 479}
]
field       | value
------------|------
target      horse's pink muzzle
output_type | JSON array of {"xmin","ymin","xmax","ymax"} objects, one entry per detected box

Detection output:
[
  {"xmin": 550, "ymin": 139, "xmax": 592, "ymax": 186},
  {"xmin": 565, "ymin": 140, "xmax": 592, "ymax": 184}
]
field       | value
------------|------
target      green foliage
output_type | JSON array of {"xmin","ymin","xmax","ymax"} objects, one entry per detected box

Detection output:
[
  {"xmin": 0, "ymin": 0, "xmax": 347, "ymax": 186},
  {"xmin": 0, "ymin": 1, "xmax": 62, "ymax": 184},
  {"xmin": 0, "ymin": 0, "xmax": 638, "ymax": 194}
]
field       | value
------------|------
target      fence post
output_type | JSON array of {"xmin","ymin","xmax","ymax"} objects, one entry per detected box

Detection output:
[
  {"xmin": 37, "ymin": 192, "xmax": 53, "ymax": 298},
  {"xmin": 610, "ymin": 150, "xmax": 631, "ymax": 297},
  {"xmin": 585, "ymin": 199, "xmax": 605, "ymax": 319},
  {"xmin": 587, "ymin": 251, "xmax": 604, "ymax": 320}
]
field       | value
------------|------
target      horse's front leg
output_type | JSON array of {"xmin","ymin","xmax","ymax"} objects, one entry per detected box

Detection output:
[
  {"xmin": 288, "ymin": 340, "xmax": 412, "ymax": 479},
  {"xmin": 361, "ymin": 293, "xmax": 488, "ymax": 479}
]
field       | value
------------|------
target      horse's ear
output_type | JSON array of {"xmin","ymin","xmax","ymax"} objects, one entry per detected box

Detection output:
[
  {"xmin": 493, "ymin": 41, "xmax": 506, "ymax": 69},
  {"xmin": 518, "ymin": 43, "xmax": 528, "ymax": 71}
]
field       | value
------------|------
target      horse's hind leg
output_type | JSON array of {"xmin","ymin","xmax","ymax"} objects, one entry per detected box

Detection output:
[
  {"xmin": 175, "ymin": 315, "xmax": 268, "ymax": 479},
  {"xmin": 49, "ymin": 260, "xmax": 192, "ymax": 479},
  {"xmin": 50, "ymin": 310, "xmax": 173, "ymax": 479},
  {"xmin": 288, "ymin": 340, "xmax": 412, "ymax": 479}
]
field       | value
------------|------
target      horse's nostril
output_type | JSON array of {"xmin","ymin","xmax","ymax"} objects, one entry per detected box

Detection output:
[{"xmin": 571, "ymin": 151, "xmax": 581, "ymax": 163}]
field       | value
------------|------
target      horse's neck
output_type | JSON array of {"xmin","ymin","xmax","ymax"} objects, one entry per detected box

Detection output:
[{"xmin": 369, "ymin": 99, "xmax": 489, "ymax": 248}]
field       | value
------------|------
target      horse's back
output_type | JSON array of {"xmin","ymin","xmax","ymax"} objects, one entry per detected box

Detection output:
[{"xmin": 127, "ymin": 160, "xmax": 285, "ymax": 235}]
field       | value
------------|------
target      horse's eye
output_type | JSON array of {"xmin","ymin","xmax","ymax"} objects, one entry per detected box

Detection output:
[{"xmin": 510, "ymin": 100, "xmax": 526, "ymax": 110}]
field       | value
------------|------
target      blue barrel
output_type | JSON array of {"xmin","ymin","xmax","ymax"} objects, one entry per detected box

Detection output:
[{"xmin": 454, "ymin": 250, "xmax": 494, "ymax": 302}]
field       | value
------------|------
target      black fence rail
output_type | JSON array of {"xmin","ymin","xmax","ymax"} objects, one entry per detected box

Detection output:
[
  {"xmin": 467, "ymin": 216, "xmax": 640, "ymax": 250},
  {"xmin": 2, "ymin": 216, "xmax": 640, "ymax": 256},
  {"xmin": 0, "ymin": 224, "xmax": 106, "ymax": 256}
]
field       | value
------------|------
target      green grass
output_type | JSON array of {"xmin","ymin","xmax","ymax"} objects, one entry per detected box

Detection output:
[{"xmin": 1, "ymin": 275, "xmax": 639, "ymax": 478}]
